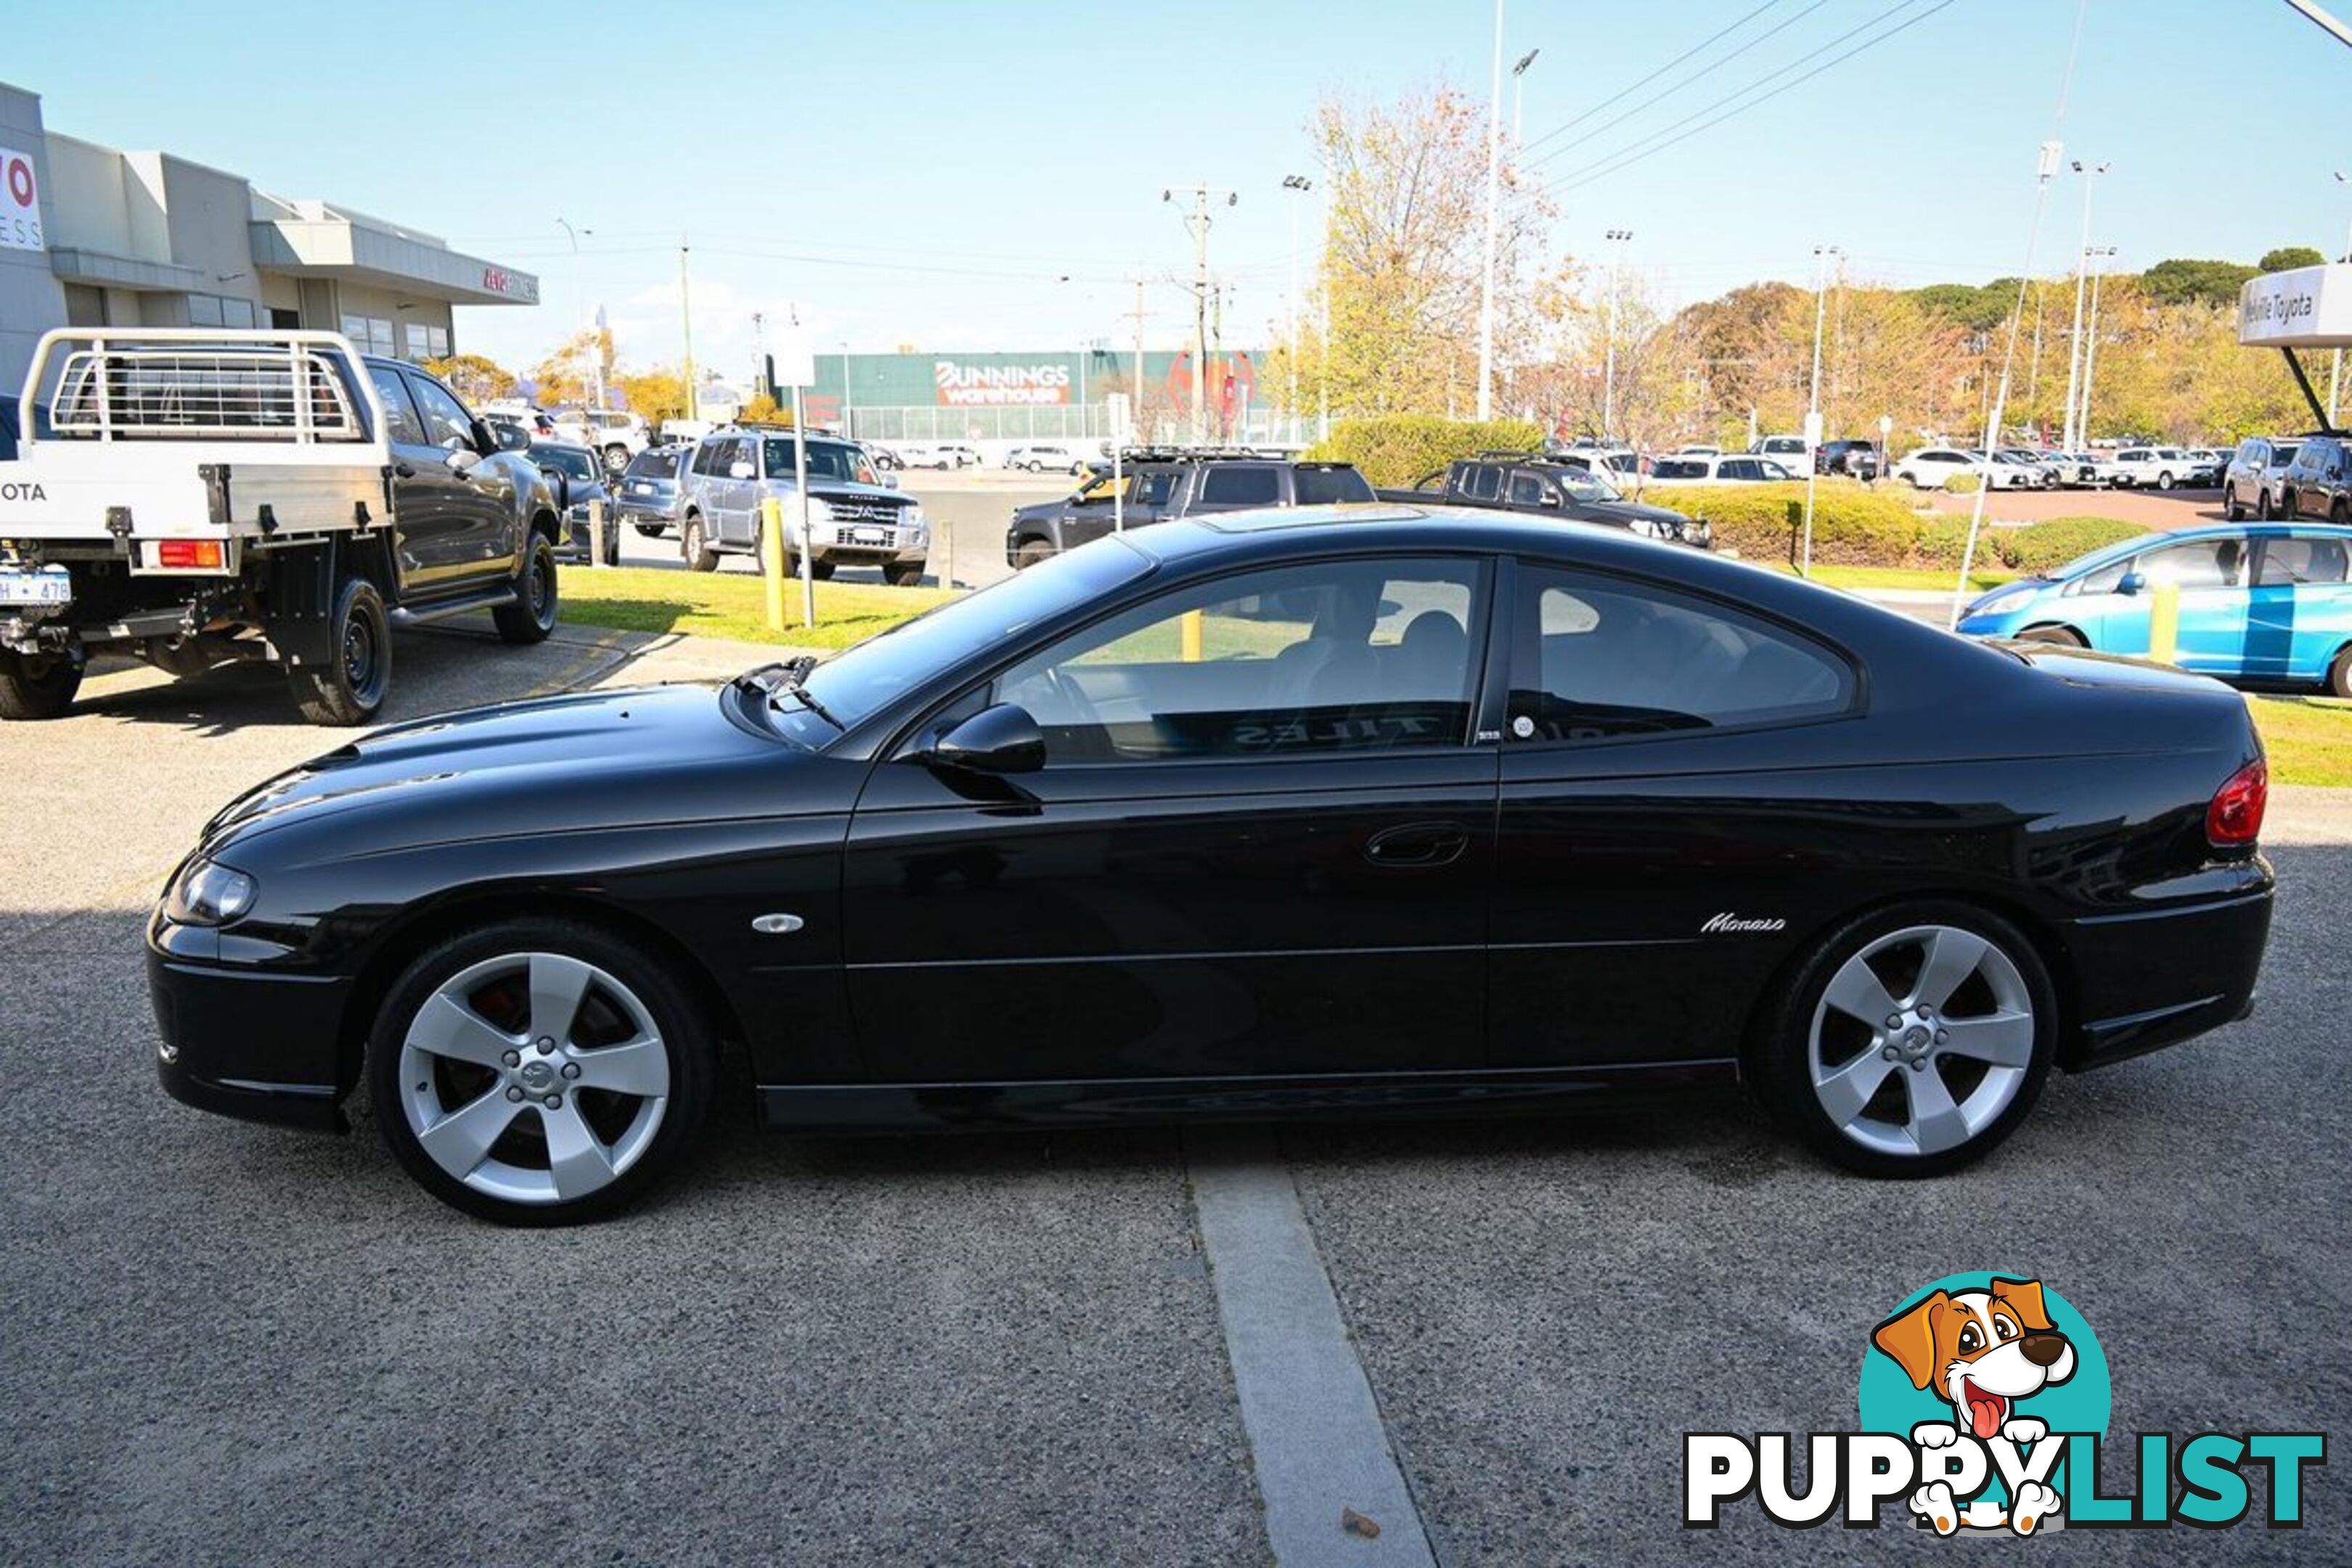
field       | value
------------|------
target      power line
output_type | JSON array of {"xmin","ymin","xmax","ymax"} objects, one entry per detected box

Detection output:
[
  {"xmin": 1517, "ymin": 0, "xmax": 1820, "ymax": 168},
  {"xmin": 1527, "ymin": 0, "xmax": 1958, "ymax": 201}
]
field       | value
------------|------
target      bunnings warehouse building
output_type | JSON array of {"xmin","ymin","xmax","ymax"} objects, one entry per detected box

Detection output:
[{"xmin": 795, "ymin": 347, "xmax": 1290, "ymax": 448}]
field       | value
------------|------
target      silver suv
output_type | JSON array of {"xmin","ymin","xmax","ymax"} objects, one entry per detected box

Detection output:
[
  {"xmin": 677, "ymin": 430, "xmax": 930, "ymax": 584},
  {"xmin": 2223, "ymin": 436, "xmax": 2302, "ymax": 520}
]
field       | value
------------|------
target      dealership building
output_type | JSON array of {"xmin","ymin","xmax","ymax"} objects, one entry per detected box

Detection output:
[
  {"xmin": 0, "ymin": 81, "xmax": 537, "ymax": 399},
  {"xmin": 800, "ymin": 346, "xmax": 1289, "ymax": 448}
]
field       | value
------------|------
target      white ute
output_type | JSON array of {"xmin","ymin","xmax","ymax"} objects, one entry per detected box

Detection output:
[{"xmin": 0, "ymin": 329, "xmax": 562, "ymax": 724}]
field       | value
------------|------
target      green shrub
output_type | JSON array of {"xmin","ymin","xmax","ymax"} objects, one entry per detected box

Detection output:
[
  {"xmin": 1942, "ymin": 473, "xmax": 1983, "ymax": 494},
  {"xmin": 1638, "ymin": 481, "xmax": 1927, "ymax": 568},
  {"xmin": 1302, "ymin": 415, "xmax": 1543, "ymax": 489},
  {"xmin": 1995, "ymin": 515, "xmax": 2149, "ymax": 573}
]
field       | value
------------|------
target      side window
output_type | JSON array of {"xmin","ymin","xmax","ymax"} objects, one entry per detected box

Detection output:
[
  {"xmin": 1138, "ymin": 470, "xmax": 1179, "ymax": 506},
  {"xmin": 2258, "ymin": 536, "xmax": 2351, "ymax": 586},
  {"xmin": 1197, "ymin": 466, "xmax": 1283, "ymax": 507},
  {"xmin": 1510, "ymin": 568, "xmax": 1852, "ymax": 743},
  {"xmin": 1720, "ymin": 460, "xmax": 1758, "ymax": 480},
  {"xmin": 1462, "ymin": 464, "xmax": 1503, "ymax": 502},
  {"xmin": 2075, "ymin": 554, "xmax": 2134, "ymax": 595},
  {"xmin": 404, "ymin": 373, "xmax": 477, "ymax": 449},
  {"xmin": 365, "ymin": 364, "xmax": 426, "ymax": 446},
  {"xmin": 690, "ymin": 441, "xmax": 718, "ymax": 476},
  {"xmin": 1508, "ymin": 470, "xmax": 1548, "ymax": 507},
  {"xmin": 2141, "ymin": 538, "xmax": 2245, "ymax": 588},
  {"xmin": 992, "ymin": 557, "xmax": 1486, "ymax": 763}
]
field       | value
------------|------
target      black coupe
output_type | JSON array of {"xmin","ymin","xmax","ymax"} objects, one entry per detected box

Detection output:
[{"xmin": 149, "ymin": 507, "xmax": 2274, "ymax": 1223}]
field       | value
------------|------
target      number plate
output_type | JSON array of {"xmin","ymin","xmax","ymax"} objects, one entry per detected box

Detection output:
[
  {"xmin": 849, "ymin": 528, "xmax": 889, "ymax": 546},
  {"xmin": 0, "ymin": 566, "xmax": 71, "ymax": 607},
  {"xmin": 630, "ymin": 481, "xmax": 653, "ymax": 494}
]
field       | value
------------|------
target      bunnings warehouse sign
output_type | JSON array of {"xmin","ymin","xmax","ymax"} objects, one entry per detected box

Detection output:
[{"xmin": 934, "ymin": 360, "xmax": 1071, "ymax": 407}]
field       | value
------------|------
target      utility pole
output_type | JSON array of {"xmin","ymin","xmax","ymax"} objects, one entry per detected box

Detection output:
[
  {"xmin": 2332, "ymin": 173, "xmax": 2350, "ymax": 425},
  {"xmin": 1164, "ymin": 184, "xmax": 1235, "ymax": 445},
  {"xmin": 1511, "ymin": 49, "xmax": 1540, "ymax": 146},
  {"xmin": 1802, "ymin": 244, "xmax": 1844, "ymax": 580},
  {"xmin": 2078, "ymin": 246, "xmax": 2116, "ymax": 444},
  {"xmin": 1127, "ymin": 279, "xmax": 1148, "ymax": 445},
  {"xmin": 679, "ymin": 242, "xmax": 697, "ymax": 424},
  {"xmin": 1476, "ymin": 0, "xmax": 1506, "ymax": 421},
  {"xmin": 1601, "ymin": 229, "xmax": 1631, "ymax": 436},
  {"xmin": 2059, "ymin": 159, "xmax": 2107, "ymax": 452},
  {"xmin": 1282, "ymin": 174, "xmax": 1312, "ymax": 446}
]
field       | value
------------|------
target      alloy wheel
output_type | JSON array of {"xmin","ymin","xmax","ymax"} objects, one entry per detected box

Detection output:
[
  {"xmin": 1807, "ymin": 924, "xmax": 2035, "ymax": 1159},
  {"xmin": 396, "ymin": 952, "xmax": 671, "ymax": 1205}
]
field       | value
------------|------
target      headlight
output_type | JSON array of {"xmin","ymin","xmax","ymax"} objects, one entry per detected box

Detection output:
[{"xmin": 163, "ymin": 854, "xmax": 257, "ymax": 926}]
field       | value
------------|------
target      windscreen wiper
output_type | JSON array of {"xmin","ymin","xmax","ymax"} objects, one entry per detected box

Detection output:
[{"xmin": 732, "ymin": 658, "xmax": 843, "ymax": 730}]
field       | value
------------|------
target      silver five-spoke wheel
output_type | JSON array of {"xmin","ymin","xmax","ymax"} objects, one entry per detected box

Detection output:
[
  {"xmin": 397, "ymin": 952, "xmax": 671, "ymax": 1206},
  {"xmin": 1807, "ymin": 924, "xmax": 2036, "ymax": 1158}
]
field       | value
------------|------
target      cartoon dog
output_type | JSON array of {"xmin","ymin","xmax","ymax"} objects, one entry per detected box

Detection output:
[{"xmin": 1872, "ymin": 1277, "xmax": 2077, "ymax": 1536}]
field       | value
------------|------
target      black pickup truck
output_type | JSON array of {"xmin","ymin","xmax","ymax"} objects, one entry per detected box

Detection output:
[
  {"xmin": 1005, "ymin": 454, "xmax": 1376, "ymax": 568},
  {"xmin": 1376, "ymin": 454, "xmax": 1712, "ymax": 550}
]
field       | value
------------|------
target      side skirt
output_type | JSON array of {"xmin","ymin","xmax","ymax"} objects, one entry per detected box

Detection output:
[{"xmin": 757, "ymin": 1060, "xmax": 1741, "ymax": 1134}]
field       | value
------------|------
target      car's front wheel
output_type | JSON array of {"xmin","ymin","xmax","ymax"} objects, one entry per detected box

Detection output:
[
  {"xmin": 1753, "ymin": 903, "xmax": 2055, "ymax": 1178},
  {"xmin": 2157, "ymin": 470, "xmax": 2175, "ymax": 491},
  {"xmin": 2224, "ymin": 486, "xmax": 2245, "ymax": 521},
  {"xmin": 369, "ymin": 918, "xmax": 716, "ymax": 1225},
  {"xmin": 2256, "ymin": 489, "xmax": 2274, "ymax": 520},
  {"xmin": 2017, "ymin": 624, "xmax": 2085, "ymax": 648},
  {"xmin": 882, "ymin": 560, "xmax": 925, "ymax": 587},
  {"xmin": 682, "ymin": 514, "xmax": 717, "ymax": 573}
]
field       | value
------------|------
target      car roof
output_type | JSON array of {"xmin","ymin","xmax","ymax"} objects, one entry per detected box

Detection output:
[{"xmin": 2048, "ymin": 520, "xmax": 2352, "ymax": 575}]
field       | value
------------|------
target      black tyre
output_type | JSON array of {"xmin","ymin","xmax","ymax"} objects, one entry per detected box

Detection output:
[
  {"xmin": 493, "ymin": 534, "xmax": 559, "ymax": 645},
  {"xmin": 2335, "ymin": 499, "xmax": 2350, "ymax": 528},
  {"xmin": 682, "ymin": 514, "xmax": 718, "ymax": 573},
  {"xmin": 2224, "ymin": 486, "xmax": 2245, "ymax": 522},
  {"xmin": 1750, "ymin": 901, "xmax": 2057, "ymax": 1179},
  {"xmin": 287, "ymin": 576, "xmax": 391, "ymax": 727},
  {"xmin": 634, "ymin": 523, "xmax": 669, "ymax": 539},
  {"xmin": 0, "ymin": 648, "xmax": 82, "ymax": 721},
  {"xmin": 809, "ymin": 558, "xmax": 836, "ymax": 581},
  {"xmin": 2256, "ymin": 489, "xmax": 2274, "ymax": 520},
  {"xmin": 2017, "ymin": 624, "xmax": 2085, "ymax": 648},
  {"xmin": 2329, "ymin": 645, "xmax": 2352, "ymax": 700},
  {"xmin": 367, "ymin": 917, "xmax": 716, "ymax": 1225},
  {"xmin": 1014, "ymin": 539, "xmax": 1054, "ymax": 571},
  {"xmin": 882, "ymin": 560, "xmax": 925, "ymax": 587}
]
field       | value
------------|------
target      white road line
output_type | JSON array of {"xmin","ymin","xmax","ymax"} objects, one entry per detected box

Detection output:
[{"xmin": 1189, "ymin": 1127, "xmax": 1437, "ymax": 1568}]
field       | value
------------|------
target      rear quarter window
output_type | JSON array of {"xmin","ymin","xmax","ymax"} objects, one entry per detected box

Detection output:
[{"xmin": 1294, "ymin": 467, "xmax": 1375, "ymax": 505}]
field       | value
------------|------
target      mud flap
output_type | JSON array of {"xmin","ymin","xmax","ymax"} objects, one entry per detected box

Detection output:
[{"xmin": 262, "ymin": 534, "xmax": 394, "ymax": 667}]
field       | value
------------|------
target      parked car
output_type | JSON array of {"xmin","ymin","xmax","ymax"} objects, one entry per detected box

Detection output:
[
  {"xmin": 678, "ymin": 429, "xmax": 929, "ymax": 584},
  {"xmin": 1749, "ymin": 435, "xmax": 1812, "ymax": 473},
  {"xmin": 865, "ymin": 444, "xmax": 904, "ymax": 472},
  {"xmin": 2278, "ymin": 434, "xmax": 2352, "ymax": 524},
  {"xmin": 935, "ymin": 444, "xmax": 981, "ymax": 469},
  {"xmin": 1815, "ymin": 439, "xmax": 1882, "ymax": 479},
  {"xmin": 1957, "ymin": 523, "xmax": 2352, "ymax": 695},
  {"xmin": 1675, "ymin": 444, "xmax": 1723, "ymax": 456},
  {"xmin": 579, "ymin": 408, "xmax": 651, "ymax": 474},
  {"xmin": 1548, "ymin": 448, "xmax": 1646, "ymax": 484},
  {"xmin": 1006, "ymin": 454, "xmax": 1374, "ymax": 567},
  {"xmin": 478, "ymin": 401, "xmax": 556, "ymax": 441},
  {"xmin": 1006, "ymin": 444, "xmax": 1082, "ymax": 474},
  {"xmin": 614, "ymin": 444, "xmax": 693, "ymax": 538},
  {"xmin": 2105, "ymin": 446, "xmax": 2202, "ymax": 490},
  {"xmin": 1995, "ymin": 450, "xmax": 2065, "ymax": 489},
  {"xmin": 2226, "ymin": 436, "xmax": 2306, "ymax": 521},
  {"xmin": 526, "ymin": 443, "xmax": 620, "ymax": 563},
  {"xmin": 149, "ymin": 506, "xmax": 2274, "ymax": 1222},
  {"xmin": 1890, "ymin": 448, "xmax": 2032, "ymax": 491},
  {"xmin": 1648, "ymin": 454, "xmax": 1801, "ymax": 483},
  {"xmin": 1376, "ymin": 454, "xmax": 1710, "ymax": 547},
  {"xmin": 2036, "ymin": 451, "xmax": 2106, "ymax": 488}
]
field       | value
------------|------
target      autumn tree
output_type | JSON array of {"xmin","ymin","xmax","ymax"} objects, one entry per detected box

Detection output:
[
  {"xmin": 611, "ymin": 369, "xmax": 689, "ymax": 425},
  {"xmin": 531, "ymin": 327, "xmax": 616, "ymax": 409},
  {"xmin": 422, "ymin": 354, "xmax": 516, "ymax": 404}
]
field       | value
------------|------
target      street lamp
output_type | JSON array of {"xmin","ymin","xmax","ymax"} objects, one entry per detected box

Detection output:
[
  {"xmin": 2058, "ymin": 160, "xmax": 2109, "ymax": 451},
  {"xmin": 2329, "ymin": 171, "xmax": 2351, "ymax": 424},
  {"xmin": 2079, "ymin": 246, "xmax": 2118, "ymax": 446},
  {"xmin": 1801, "ymin": 243, "xmax": 1845, "ymax": 580},
  {"xmin": 1511, "ymin": 49, "xmax": 1540, "ymax": 146},
  {"xmin": 1476, "ymin": 0, "xmax": 1506, "ymax": 421},
  {"xmin": 1601, "ymin": 229, "xmax": 1631, "ymax": 438},
  {"xmin": 555, "ymin": 218, "xmax": 604, "ymax": 411},
  {"xmin": 838, "ymin": 340, "xmax": 852, "ymax": 436},
  {"xmin": 1282, "ymin": 174, "xmax": 1313, "ymax": 446}
]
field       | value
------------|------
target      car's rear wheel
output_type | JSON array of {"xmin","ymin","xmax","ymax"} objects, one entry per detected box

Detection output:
[
  {"xmin": 682, "ymin": 514, "xmax": 717, "ymax": 573},
  {"xmin": 288, "ymin": 576, "xmax": 391, "ymax": 726},
  {"xmin": 369, "ymin": 918, "xmax": 716, "ymax": 1225},
  {"xmin": 1753, "ymin": 903, "xmax": 2055, "ymax": 1178},
  {"xmin": 2016, "ymin": 624, "xmax": 2085, "ymax": 648},
  {"xmin": 0, "ymin": 648, "xmax": 83, "ymax": 721},
  {"xmin": 493, "ymin": 534, "xmax": 558, "ymax": 645}
]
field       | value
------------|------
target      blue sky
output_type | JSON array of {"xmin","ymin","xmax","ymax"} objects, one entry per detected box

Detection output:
[{"xmin": 10, "ymin": 0, "xmax": 2345, "ymax": 377}]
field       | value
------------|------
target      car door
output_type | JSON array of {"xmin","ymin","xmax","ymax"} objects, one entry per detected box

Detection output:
[
  {"xmin": 403, "ymin": 369, "xmax": 518, "ymax": 582},
  {"xmin": 1490, "ymin": 562, "xmax": 1862, "ymax": 1071},
  {"xmin": 839, "ymin": 553, "xmax": 1500, "ymax": 1084},
  {"xmin": 2248, "ymin": 533, "xmax": 2352, "ymax": 678},
  {"xmin": 363, "ymin": 362, "xmax": 467, "ymax": 589},
  {"xmin": 2091, "ymin": 537, "xmax": 2245, "ymax": 668}
]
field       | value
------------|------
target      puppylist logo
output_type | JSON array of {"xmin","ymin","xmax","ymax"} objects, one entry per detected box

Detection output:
[{"xmin": 1685, "ymin": 1273, "xmax": 2324, "ymax": 1535}]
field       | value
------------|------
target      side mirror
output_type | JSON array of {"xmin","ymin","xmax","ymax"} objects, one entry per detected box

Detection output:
[
  {"xmin": 2117, "ymin": 571, "xmax": 2147, "ymax": 597},
  {"xmin": 729, "ymin": 460, "xmax": 756, "ymax": 481},
  {"xmin": 881, "ymin": 472, "xmax": 900, "ymax": 489},
  {"xmin": 1540, "ymin": 491, "xmax": 1563, "ymax": 508},
  {"xmin": 921, "ymin": 703, "xmax": 1045, "ymax": 774}
]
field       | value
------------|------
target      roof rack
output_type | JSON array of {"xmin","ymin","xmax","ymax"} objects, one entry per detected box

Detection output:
[{"xmin": 1101, "ymin": 444, "xmax": 1304, "ymax": 463}]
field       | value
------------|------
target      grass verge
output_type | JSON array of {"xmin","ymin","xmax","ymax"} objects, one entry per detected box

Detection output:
[
  {"xmin": 2247, "ymin": 695, "xmax": 2352, "ymax": 788},
  {"xmin": 561, "ymin": 565, "xmax": 954, "ymax": 650}
]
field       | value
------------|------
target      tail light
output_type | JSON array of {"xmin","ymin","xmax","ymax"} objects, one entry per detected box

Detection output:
[
  {"xmin": 2206, "ymin": 757, "xmax": 2268, "ymax": 848},
  {"xmin": 155, "ymin": 539, "xmax": 224, "ymax": 569}
]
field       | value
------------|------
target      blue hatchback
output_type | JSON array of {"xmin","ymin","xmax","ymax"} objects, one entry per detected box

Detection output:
[{"xmin": 1956, "ymin": 523, "xmax": 2352, "ymax": 695}]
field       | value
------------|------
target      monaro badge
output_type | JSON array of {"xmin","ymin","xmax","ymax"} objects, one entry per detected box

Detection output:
[{"xmin": 1702, "ymin": 912, "xmax": 1786, "ymax": 934}]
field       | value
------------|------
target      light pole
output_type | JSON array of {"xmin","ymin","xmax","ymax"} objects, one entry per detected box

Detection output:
[
  {"xmin": 1802, "ymin": 244, "xmax": 1844, "ymax": 580},
  {"xmin": 2078, "ymin": 246, "xmax": 2117, "ymax": 446},
  {"xmin": 1283, "ymin": 174, "xmax": 1312, "ymax": 446},
  {"xmin": 1601, "ymin": 229, "xmax": 1631, "ymax": 437},
  {"xmin": 838, "ymin": 340, "xmax": 852, "ymax": 436},
  {"xmin": 555, "ymin": 218, "xmax": 604, "ymax": 411},
  {"xmin": 1475, "ymin": 0, "xmax": 1505, "ymax": 421},
  {"xmin": 2331, "ymin": 172, "xmax": 2350, "ymax": 425},
  {"xmin": 2058, "ymin": 160, "xmax": 2108, "ymax": 451},
  {"xmin": 1511, "ymin": 49, "xmax": 1540, "ymax": 147}
]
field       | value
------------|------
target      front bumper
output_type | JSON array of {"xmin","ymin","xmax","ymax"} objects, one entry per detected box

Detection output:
[{"xmin": 148, "ymin": 918, "xmax": 352, "ymax": 1132}]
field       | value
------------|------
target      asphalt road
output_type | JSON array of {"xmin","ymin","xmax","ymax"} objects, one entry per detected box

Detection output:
[{"xmin": 1, "ymin": 620, "xmax": 2343, "ymax": 1564}]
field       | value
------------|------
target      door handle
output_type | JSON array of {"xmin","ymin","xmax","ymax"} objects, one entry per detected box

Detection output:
[{"xmin": 1363, "ymin": 822, "xmax": 1469, "ymax": 868}]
